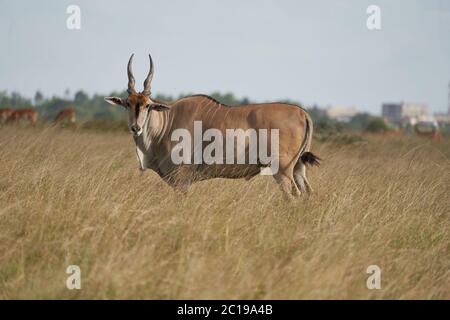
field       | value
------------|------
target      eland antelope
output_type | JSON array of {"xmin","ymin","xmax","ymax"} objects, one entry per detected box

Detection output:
[
  {"xmin": 8, "ymin": 108, "xmax": 38, "ymax": 124},
  {"xmin": 0, "ymin": 108, "xmax": 13, "ymax": 124},
  {"xmin": 105, "ymin": 54, "xmax": 320, "ymax": 196},
  {"xmin": 54, "ymin": 108, "xmax": 76, "ymax": 123}
]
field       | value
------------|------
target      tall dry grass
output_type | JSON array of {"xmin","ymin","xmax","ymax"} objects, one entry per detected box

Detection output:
[{"xmin": 0, "ymin": 126, "xmax": 449, "ymax": 299}]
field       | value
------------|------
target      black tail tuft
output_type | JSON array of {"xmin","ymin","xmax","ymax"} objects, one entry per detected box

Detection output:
[{"xmin": 301, "ymin": 152, "xmax": 321, "ymax": 167}]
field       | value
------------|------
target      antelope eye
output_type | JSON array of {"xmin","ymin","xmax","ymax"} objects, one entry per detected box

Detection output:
[{"xmin": 145, "ymin": 104, "xmax": 151, "ymax": 109}]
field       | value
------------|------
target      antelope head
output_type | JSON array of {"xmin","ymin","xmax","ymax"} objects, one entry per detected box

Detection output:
[{"xmin": 105, "ymin": 54, "xmax": 170, "ymax": 137}]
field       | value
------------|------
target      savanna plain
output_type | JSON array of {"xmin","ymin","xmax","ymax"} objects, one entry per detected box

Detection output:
[{"xmin": 0, "ymin": 125, "xmax": 449, "ymax": 299}]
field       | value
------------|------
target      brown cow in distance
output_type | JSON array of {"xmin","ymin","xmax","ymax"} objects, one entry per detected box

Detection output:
[
  {"xmin": 54, "ymin": 108, "xmax": 76, "ymax": 123},
  {"xmin": 8, "ymin": 108, "xmax": 38, "ymax": 124},
  {"xmin": 0, "ymin": 108, "xmax": 13, "ymax": 123}
]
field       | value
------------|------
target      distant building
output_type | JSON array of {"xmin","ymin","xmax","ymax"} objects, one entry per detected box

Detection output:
[
  {"xmin": 326, "ymin": 106, "xmax": 359, "ymax": 123},
  {"xmin": 382, "ymin": 102, "xmax": 429, "ymax": 126}
]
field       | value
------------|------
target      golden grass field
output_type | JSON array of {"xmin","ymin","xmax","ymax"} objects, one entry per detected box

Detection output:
[{"xmin": 0, "ymin": 125, "xmax": 449, "ymax": 299}]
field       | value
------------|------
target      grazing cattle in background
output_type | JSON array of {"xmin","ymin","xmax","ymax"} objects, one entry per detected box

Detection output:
[
  {"xmin": 8, "ymin": 108, "xmax": 38, "ymax": 124},
  {"xmin": 105, "ymin": 54, "xmax": 320, "ymax": 197},
  {"xmin": 54, "ymin": 108, "xmax": 76, "ymax": 123},
  {"xmin": 0, "ymin": 108, "xmax": 13, "ymax": 123}
]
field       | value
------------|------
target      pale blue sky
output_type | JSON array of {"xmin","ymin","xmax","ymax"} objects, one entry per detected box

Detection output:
[{"xmin": 0, "ymin": 0, "xmax": 449, "ymax": 114}]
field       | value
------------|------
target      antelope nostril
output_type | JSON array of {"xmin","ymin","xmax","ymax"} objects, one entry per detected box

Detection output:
[{"xmin": 131, "ymin": 125, "xmax": 140, "ymax": 133}]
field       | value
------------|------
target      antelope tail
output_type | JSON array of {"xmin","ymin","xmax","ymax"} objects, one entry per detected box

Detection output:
[{"xmin": 300, "ymin": 112, "xmax": 321, "ymax": 167}]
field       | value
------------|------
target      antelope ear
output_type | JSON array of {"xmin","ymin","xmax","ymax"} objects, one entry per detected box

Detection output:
[
  {"xmin": 104, "ymin": 97, "xmax": 125, "ymax": 106},
  {"xmin": 150, "ymin": 103, "xmax": 170, "ymax": 111}
]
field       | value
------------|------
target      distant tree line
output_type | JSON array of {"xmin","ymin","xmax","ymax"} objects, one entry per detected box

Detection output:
[{"xmin": 0, "ymin": 90, "xmax": 387, "ymax": 133}]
